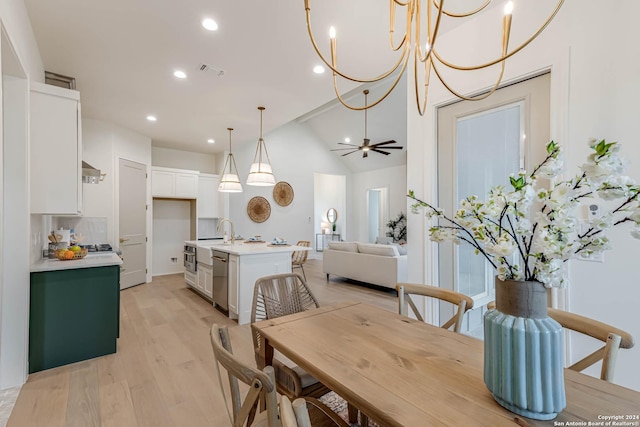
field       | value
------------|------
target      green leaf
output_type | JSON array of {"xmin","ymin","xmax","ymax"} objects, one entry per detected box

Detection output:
[
  {"xmin": 408, "ymin": 190, "xmax": 415, "ymax": 198},
  {"xmin": 546, "ymin": 140, "xmax": 557, "ymax": 154},
  {"xmin": 510, "ymin": 176, "xmax": 525, "ymax": 191}
]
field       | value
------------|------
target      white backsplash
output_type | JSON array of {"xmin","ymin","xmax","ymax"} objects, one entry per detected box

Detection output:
[{"xmin": 52, "ymin": 216, "xmax": 108, "ymax": 245}]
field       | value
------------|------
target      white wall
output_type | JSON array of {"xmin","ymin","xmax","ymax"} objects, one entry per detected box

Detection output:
[
  {"xmin": 314, "ymin": 173, "xmax": 347, "ymax": 242},
  {"xmin": 152, "ymin": 199, "xmax": 192, "ymax": 276},
  {"xmin": 228, "ymin": 121, "xmax": 351, "ymax": 246},
  {"xmin": 152, "ymin": 146, "xmax": 218, "ymax": 174},
  {"xmin": 407, "ymin": 1, "xmax": 640, "ymax": 390},
  {"xmin": 0, "ymin": 0, "xmax": 43, "ymax": 82},
  {"xmin": 0, "ymin": 4, "xmax": 41, "ymax": 390},
  {"xmin": 352, "ymin": 165, "xmax": 406, "ymax": 243},
  {"xmin": 82, "ymin": 118, "xmax": 152, "ymax": 282}
]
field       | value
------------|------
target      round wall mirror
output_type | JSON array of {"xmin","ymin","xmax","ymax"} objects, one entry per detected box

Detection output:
[{"xmin": 327, "ymin": 208, "xmax": 338, "ymax": 224}]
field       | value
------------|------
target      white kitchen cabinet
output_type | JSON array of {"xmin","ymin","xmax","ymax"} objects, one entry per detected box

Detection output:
[
  {"xmin": 197, "ymin": 263, "xmax": 213, "ymax": 298},
  {"xmin": 184, "ymin": 270, "xmax": 197, "ymax": 288},
  {"xmin": 151, "ymin": 167, "xmax": 198, "ymax": 199},
  {"xmin": 197, "ymin": 173, "xmax": 223, "ymax": 218},
  {"xmin": 30, "ymin": 82, "xmax": 82, "ymax": 214}
]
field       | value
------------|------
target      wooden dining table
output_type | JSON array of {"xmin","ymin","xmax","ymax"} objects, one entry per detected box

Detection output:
[{"xmin": 251, "ymin": 301, "xmax": 640, "ymax": 427}]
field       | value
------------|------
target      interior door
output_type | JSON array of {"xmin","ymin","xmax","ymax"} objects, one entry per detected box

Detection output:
[
  {"xmin": 437, "ymin": 73, "xmax": 550, "ymax": 336},
  {"xmin": 119, "ymin": 158, "xmax": 147, "ymax": 289}
]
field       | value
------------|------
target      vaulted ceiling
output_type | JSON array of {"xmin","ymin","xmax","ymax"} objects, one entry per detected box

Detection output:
[{"xmin": 23, "ymin": 0, "xmax": 410, "ymax": 171}]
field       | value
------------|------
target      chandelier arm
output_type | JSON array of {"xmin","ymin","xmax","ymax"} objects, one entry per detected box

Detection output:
[
  {"xmin": 305, "ymin": 0, "xmax": 409, "ymax": 84},
  {"xmin": 388, "ymin": 0, "xmax": 412, "ymax": 52},
  {"xmin": 432, "ymin": 0, "xmax": 491, "ymax": 18},
  {"xmin": 415, "ymin": 0, "xmax": 444, "ymax": 63},
  {"xmin": 431, "ymin": 0, "xmax": 564, "ymax": 71},
  {"xmin": 331, "ymin": 51, "xmax": 410, "ymax": 111},
  {"xmin": 431, "ymin": 54, "xmax": 507, "ymax": 102},
  {"xmin": 392, "ymin": 0, "xmax": 411, "ymax": 7},
  {"xmin": 414, "ymin": 53, "xmax": 432, "ymax": 116}
]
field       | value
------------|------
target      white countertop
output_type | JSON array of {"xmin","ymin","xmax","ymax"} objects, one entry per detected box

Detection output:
[
  {"xmin": 31, "ymin": 253, "xmax": 123, "ymax": 273},
  {"xmin": 187, "ymin": 240, "xmax": 311, "ymax": 256}
]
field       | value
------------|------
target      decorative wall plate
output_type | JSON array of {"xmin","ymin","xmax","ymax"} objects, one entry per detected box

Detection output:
[
  {"xmin": 247, "ymin": 196, "xmax": 271, "ymax": 223},
  {"xmin": 273, "ymin": 181, "xmax": 294, "ymax": 207}
]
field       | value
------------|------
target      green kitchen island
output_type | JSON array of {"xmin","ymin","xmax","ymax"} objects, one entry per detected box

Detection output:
[{"xmin": 29, "ymin": 253, "xmax": 122, "ymax": 373}]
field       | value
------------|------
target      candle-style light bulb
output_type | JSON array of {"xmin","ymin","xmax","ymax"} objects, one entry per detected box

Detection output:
[
  {"xmin": 329, "ymin": 26, "xmax": 336, "ymax": 39},
  {"xmin": 504, "ymin": 1, "xmax": 514, "ymax": 15}
]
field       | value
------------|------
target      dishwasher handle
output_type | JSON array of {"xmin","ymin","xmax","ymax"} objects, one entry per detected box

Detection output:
[{"xmin": 212, "ymin": 256, "xmax": 228, "ymax": 263}]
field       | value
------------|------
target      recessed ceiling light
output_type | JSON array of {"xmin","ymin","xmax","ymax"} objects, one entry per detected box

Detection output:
[
  {"xmin": 313, "ymin": 65, "xmax": 325, "ymax": 74},
  {"xmin": 202, "ymin": 18, "xmax": 218, "ymax": 31},
  {"xmin": 207, "ymin": 139, "xmax": 215, "ymax": 144},
  {"xmin": 146, "ymin": 115, "xmax": 157, "ymax": 122},
  {"xmin": 344, "ymin": 137, "xmax": 350, "ymax": 143},
  {"xmin": 173, "ymin": 70, "xmax": 187, "ymax": 79}
]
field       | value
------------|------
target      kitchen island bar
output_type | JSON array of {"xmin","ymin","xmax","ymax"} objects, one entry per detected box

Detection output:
[{"xmin": 186, "ymin": 240, "xmax": 311, "ymax": 325}]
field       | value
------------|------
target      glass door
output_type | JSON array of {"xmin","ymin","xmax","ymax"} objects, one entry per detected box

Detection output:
[{"xmin": 436, "ymin": 73, "xmax": 550, "ymax": 336}]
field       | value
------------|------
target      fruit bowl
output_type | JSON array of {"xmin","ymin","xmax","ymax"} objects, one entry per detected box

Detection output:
[{"xmin": 54, "ymin": 248, "xmax": 89, "ymax": 260}]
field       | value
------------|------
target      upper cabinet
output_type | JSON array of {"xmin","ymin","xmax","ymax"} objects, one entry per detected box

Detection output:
[
  {"xmin": 151, "ymin": 166, "xmax": 198, "ymax": 199},
  {"xmin": 197, "ymin": 173, "xmax": 223, "ymax": 218},
  {"xmin": 30, "ymin": 83, "xmax": 82, "ymax": 215}
]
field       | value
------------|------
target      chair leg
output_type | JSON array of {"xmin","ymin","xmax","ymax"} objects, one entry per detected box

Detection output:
[
  {"xmin": 347, "ymin": 403, "xmax": 358, "ymax": 424},
  {"xmin": 300, "ymin": 264, "xmax": 307, "ymax": 281}
]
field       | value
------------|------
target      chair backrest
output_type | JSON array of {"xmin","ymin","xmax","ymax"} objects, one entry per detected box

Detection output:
[
  {"xmin": 210, "ymin": 324, "xmax": 279, "ymax": 427},
  {"xmin": 292, "ymin": 241, "xmax": 311, "ymax": 265},
  {"xmin": 547, "ymin": 307, "xmax": 635, "ymax": 382},
  {"xmin": 396, "ymin": 283, "xmax": 474, "ymax": 332},
  {"xmin": 251, "ymin": 273, "xmax": 320, "ymax": 365}
]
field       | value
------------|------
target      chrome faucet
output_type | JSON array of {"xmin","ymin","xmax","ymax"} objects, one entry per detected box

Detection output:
[{"xmin": 217, "ymin": 218, "xmax": 235, "ymax": 244}]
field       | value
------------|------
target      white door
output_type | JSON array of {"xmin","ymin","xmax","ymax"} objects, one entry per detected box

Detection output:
[
  {"xmin": 437, "ymin": 73, "xmax": 550, "ymax": 336},
  {"xmin": 119, "ymin": 158, "xmax": 147, "ymax": 289}
]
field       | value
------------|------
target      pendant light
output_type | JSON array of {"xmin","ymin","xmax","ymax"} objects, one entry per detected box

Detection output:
[
  {"xmin": 246, "ymin": 106, "xmax": 276, "ymax": 186},
  {"xmin": 218, "ymin": 128, "xmax": 243, "ymax": 193}
]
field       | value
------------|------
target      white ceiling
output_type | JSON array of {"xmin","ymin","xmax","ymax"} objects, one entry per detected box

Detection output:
[{"xmin": 23, "ymin": 0, "xmax": 410, "ymax": 171}]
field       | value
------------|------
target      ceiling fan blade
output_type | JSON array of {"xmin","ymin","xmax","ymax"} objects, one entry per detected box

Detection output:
[
  {"xmin": 373, "ymin": 146, "xmax": 403, "ymax": 150},
  {"xmin": 341, "ymin": 150, "xmax": 360, "ymax": 157},
  {"xmin": 338, "ymin": 142, "xmax": 360, "ymax": 147},
  {"xmin": 371, "ymin": 149, "xmax": 391, "ymax": 155},
  {"xmin": 331, "ymin": 147, "xmax": 361, "ymax": 151},
  {"xmin": 371, "ymin": 140, "xmax": 397, "ymax": 146}
]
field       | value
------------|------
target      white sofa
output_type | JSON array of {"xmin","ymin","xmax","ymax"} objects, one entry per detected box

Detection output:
[{"xmin": 322, "ymin": 241, "xmax": 408, "ymax": 289}]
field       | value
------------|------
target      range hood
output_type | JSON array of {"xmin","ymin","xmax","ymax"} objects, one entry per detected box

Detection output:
[{"xmin": 82, "ymin": 161, "xmax": 104, "ymax": 184}]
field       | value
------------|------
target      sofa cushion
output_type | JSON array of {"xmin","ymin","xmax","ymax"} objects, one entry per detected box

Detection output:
[
  {"xmin": 327, "ymin": 241, "xmax": 358, "ymax": 252},
  {"xmin": 375, "ymin": 236, "xmax": 393, "ymax": 244},
  {"xmin": 357, "ymin": 243, "xmax": 399, "ymax": 257}
]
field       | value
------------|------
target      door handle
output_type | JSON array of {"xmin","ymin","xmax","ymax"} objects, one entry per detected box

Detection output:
[
  {"xmin": 119, "ymin": 237, "xmax": 130, "ymax": 243},
  {"xmin": 212, "ymin": 256, "xmax": 227, "ymax": 262}
]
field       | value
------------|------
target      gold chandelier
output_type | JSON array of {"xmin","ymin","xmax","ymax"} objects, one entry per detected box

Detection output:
[{"xmin": 304, "ymin": 0, "xmax": 565, "ymax": 115}]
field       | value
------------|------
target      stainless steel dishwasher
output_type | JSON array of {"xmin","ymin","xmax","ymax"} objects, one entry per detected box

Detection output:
[{"xmin": 211, "ymin": 250, "xmax": 229, "ymax": 311}]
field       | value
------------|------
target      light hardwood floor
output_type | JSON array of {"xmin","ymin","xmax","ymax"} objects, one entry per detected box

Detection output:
[{"xmin": 8, "ymin": 259, "xmax": 397, "ymax": 427}]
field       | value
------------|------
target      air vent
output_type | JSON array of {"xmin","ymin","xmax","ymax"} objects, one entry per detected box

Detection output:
[
  {"xmin": 198, "ymin": 63, "xmax": 225, "ymax": 77},
  {"xmin": 45, "ymin": 71, "xmax": 76, "ymax": 89}
]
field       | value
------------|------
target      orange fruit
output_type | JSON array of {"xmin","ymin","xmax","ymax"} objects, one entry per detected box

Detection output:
[{"xmin": 64, "ymin": 250, "xmax": 75, "ymax": 260}]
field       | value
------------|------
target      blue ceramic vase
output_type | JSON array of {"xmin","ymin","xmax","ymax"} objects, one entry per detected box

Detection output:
[{"xmin": 484, "ymin": 278, "xmax": 566, "ymax": 420}]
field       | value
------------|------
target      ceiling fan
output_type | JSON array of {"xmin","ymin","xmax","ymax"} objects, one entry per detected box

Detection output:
[{"xmin": 331, "ymin": 89, "xmax": 403, "ymax": 158}]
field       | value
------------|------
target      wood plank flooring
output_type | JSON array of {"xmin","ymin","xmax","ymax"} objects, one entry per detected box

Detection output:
[{"xmin": 8, "ymin": 259, "xmax": 397, "ymax": 427}]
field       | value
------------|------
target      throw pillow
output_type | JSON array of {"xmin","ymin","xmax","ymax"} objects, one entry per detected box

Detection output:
[{"xmin": 389, "ymin": 242, "xmax": 408, "ymax": 255}]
